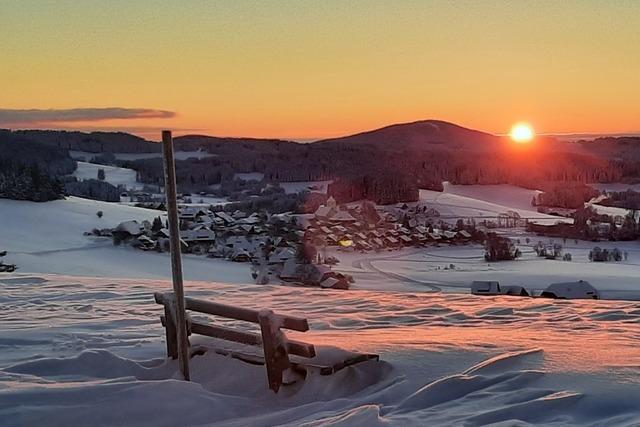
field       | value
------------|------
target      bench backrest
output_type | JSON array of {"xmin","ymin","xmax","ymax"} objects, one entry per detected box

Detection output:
[{"xmin": 154, "ymin": 292, "xmax": 316, "ymax": 392}]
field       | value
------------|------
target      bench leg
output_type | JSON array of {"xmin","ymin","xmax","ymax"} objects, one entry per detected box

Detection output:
[
  {"xmin": 258, "ymin": 311, "xmax": 290, "ymax": 393},
  {"xmin": 164, "ymin": 305, "xmax": 178, "ymax": 359}
]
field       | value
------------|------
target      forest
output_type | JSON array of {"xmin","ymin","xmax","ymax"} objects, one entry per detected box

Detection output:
[
  {"xmin": 3, "ymin": 127, "xmax": 640, "ymax": 206},
  {"xmin": 0, "ymin": 134, "xmax": 72, "ymax": 202}
]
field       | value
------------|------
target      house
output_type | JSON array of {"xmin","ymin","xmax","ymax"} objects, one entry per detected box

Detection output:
[
  {"xmin": 230, "ymin": 248, "xmax": 252, "ymax": 262},
  {"xmin": 279, "ymin": 258, "xmax": 302, "ymax": 281},
  {"xmin": 332, "ymin": 225, "xmax": 348, "ymax": 233},
  {"xmin": 131, "ymin": 235, "xmax": 155, "ymax": 251},
  {"xmin": 232, "ymin": 210, "xmax": 248, "ymax": 219},
  {"xmin": 269, "ymin": 247, "xmax": 296, "ymax": 264},
  {"xmin": 215, "ymin": 211, "xmax": 236, "ymax": 225},
  {"xmin": 415, "ymin": 225, "xmax": 428, "ymax": 234},
  {"xmin": 178, "ymin": 207, "xmax": 208, "ymax": 222},
  {"xmin": 113, "ymin": 220, "xmax": 144, "ymax": 241},
  {"xmin": 315, "ymin": 205, "xmax": 336, "ymax": 219},
  {"xmin": 442, "ymin": 230, "xmax": 457, "ymax": 240},
  {"xmin": 427, "ymin": 232, "xmax": 442, "ymax": 241},
  {"xmin": 471, "ymin": 281, "xmax": 501, "ymax": 295},
  {"xmin": 320, "ymin": 276, "xmax": 349, "ymax": 290},
  {"xmin": 240, "ymin": 224, "xmax": 257, "ymax": 234},
  {"xmin": 541, "ymin": 281, "xmax": 599, "ymax": 299},
  {"xmin": 180, "ymin": 229, "xmax": 216, "ymax": 244},
  {"xmin": 399, "ymin": 235, "xmax": 412, "ymax": 245},
  {"xmin": 331, "ymin": 210, "xmax": 357, "ymax": 223},
  {"xmin": 385, "ymin": 236, "xmax": 399, "ymax": 246},
  {"xmin": 308, "ymin": 264, "xmax": 334, "ymax": 285},
  {"xmin": 458, "ymin": 230, "xmax": 472, "ymax": 239},
  {"xmin": 237, "ymin": 213, "xmax": 261, "ymax": 225}
]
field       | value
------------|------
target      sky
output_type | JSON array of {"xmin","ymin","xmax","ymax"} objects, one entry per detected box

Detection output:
[{"xmin": 1, "ymin": 0, "xmax": 639, "ymax": 141}]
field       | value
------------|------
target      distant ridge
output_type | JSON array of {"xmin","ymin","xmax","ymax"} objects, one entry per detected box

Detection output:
[
  {"xmin": 3, "ymin": 120, "xmax": 640, "ymax": 159},
  {"xmin": 313, "ymin": 119, "xmax": 501, "ymax": 151}
]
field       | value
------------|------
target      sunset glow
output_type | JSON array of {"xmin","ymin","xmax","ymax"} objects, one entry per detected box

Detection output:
[
  {"xmin": 510, "ymin": 123, "xmax": 535, "ymax": 143},
  {"xmin": 1, "ymin": 1, "xmax": 640, "ymax": 139}
]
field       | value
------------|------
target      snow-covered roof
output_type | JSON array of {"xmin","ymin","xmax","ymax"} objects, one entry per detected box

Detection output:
[
  {"xmin": 232, "ymin": 210, "xmax": 248, "ymax": 219},
  {"xmin": 279, "ymin": 258, "xmax": 301, "ymax": 280},
  {"xmin": 269, "ymin": 248, "xmax": 296, "ymax": 263},
  {"xmin": 230, "ymin": 248, "xmax": 252, "ymax": 260},
  {"xmin": 115, "ymin": 220, "xmax": 144, "ymax": 236},
  {"xmin": 180, "ymin": 229, "xmax": 216, "ymax": 242},
  {"xmin": 543, "ymin": 281, "xmax": 599, "ymax": 299},
  {"xmin": 178, "ymin": 207, "xmax": 208, "ymax": 219},
  {"xmin": 215, "ymin": 211, "xmax": 236, "ymax": 224},
  {"xmin": 315, "ymin": 205, "xmax": 335, "ymax": 218},
  {"xmin": 331, "ymin": 210, "xmax": 356, "ymax": 222},
  {"xmin": 320, "ymin": 277, "xmax": 340, "ymax": 289}
]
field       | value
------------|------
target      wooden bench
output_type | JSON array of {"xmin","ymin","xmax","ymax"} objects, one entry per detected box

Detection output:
[{"xmin": 154, "ymin": 292, "xmax": 378, "ymax": 392}]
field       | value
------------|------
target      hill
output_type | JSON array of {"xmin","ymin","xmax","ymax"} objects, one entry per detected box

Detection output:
[
  {"xmin": 4, "ymin": 121, "xmax": 640, "ymax": 205},
  {"xmin": 315, "ymin": 119, "xmax": 503, "ymax": 151}
]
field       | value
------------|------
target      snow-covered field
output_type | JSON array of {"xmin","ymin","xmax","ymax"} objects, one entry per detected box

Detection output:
[
  {"xmin": 589, "ymin": 182, "xmax": 640, "ymax": 193},
  {"xmin": 335, "ymin": 243, "xmax": 640, "ymax": 300},
  {"xmin": 233, "ymin": 172, "xmax": 265, "ymax": 181},
  {"xmin": 1, "ymin": 275, "xmax": 639, "ymax": 426},
  {"xmin": 279, "ymin": 180, "xmax": 333, "ymax": 194},
  {"xmin": 418, "ymin": 183, "xmax": 571, "ymax": 225},
  {"xmin": 2, "ymin": 185, "xmax": 640, "ymax": 426},
  {"xmin": 0, "ymin": 197, "xmax": 247, "ymax": 282},
  {"xmin": 73, "ymin": 161, "xmax": 143, "ymax": 190}
]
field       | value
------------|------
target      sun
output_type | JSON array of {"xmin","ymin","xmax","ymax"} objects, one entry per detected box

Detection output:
[{"xmin": 510, "ymin": 122, "xmax": 535, "ymax": 143}]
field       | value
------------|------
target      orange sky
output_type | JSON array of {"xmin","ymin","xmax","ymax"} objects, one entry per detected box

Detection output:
[{"xmin": 1, "ymin": 1, "xmax": 639, "ymax": 141}]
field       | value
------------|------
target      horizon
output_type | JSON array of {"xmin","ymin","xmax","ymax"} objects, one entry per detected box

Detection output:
[
  {"xmin": 4, "ymin": 120, "xmax": 640, "ymax": 143},
  {"xmin": 2, "ymin": 1, "xmax": 639, "ymax": 139}
]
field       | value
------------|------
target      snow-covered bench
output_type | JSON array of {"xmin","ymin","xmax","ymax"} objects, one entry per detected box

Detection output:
[{"xmin": 154, "ymin": 292, "xmax": 378, "ymax": 392}]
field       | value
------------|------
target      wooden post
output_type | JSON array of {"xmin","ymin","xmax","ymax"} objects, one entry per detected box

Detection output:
[
  {"xmin": 258, "ymin": 310, "xmax": 290, "ymax": 393},
  {"xmin": 161, "ymin": 130, "xmax": 191, "ymax": 381},
  {"xmin": 163, "ymin": 305, "xmax": 178, "ymax": 359}
]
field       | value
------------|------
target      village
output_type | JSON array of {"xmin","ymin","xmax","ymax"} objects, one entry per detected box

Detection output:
[
  {"xmin": 81, "ymin": 181, "xmax": 640, "ymax": 301},
  {"xmin": 86, "ymin": 195, "xmax": 492, "ymax": 290}
]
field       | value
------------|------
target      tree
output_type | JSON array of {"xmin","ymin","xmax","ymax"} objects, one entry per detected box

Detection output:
[
  {"xmin": 96, "ymin": 210, "xmax": 103, "ymax": 218},
  {"xmin": 97, "ymin": 168, "xmax": 106, "ymax": 181},
  {"xmin": 152, "ymin": 216, "xmax": 163, "ymax": 232},
  {"xmin": 484, "ymin": 234, "xmax": 521, "ymax": 262}
]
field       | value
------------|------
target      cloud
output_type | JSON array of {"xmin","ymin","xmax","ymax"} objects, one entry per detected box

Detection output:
[{"xmin": 0, "ymin": 107, "xmax": 176, "ymax": 125}]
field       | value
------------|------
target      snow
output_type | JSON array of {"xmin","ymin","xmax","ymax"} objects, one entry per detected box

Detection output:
[
  {"xmin": 73, "ymin": 161, "xmax": 143, "ymax": 190},
  {"xmin": 2, "ymin": 186, "xmax": 640, "ymax": 425},
  {"xmin": 0, "ymin": 197, "xmax": 249, "ymax": 282},
  {"xmin": 279, "ymin": 180, "xmax": 333, "ymax": 194},
  {"xmin": 418, "ymin": 184, "xmax": 570, "ymax": 225},
  {"xmin": 442, "ymin": 182, "xmax": 542, "ymax": 211},
  {"xmin": 181, "ymin": 195, "xmax": 229, "ymax": 207},
  {"xmin": 588, "ymin": 202, "xmax": 637, "ymax": 220},
  {"xmin": 589, "ymin": 182, "xmax": 640, "ymax": 193},
  {"xmin": 1, "ymin": 274, "xmax": 639, "ymax": 426},
  {"xmin": 336, "ymin": 240, "xmax": 640, "ymax": 300},
  {"xmin": 70, "ymin": 150, "xmax": 216, "ymax": 161},
  {"xmin": 233, "ymin": 172, "xmax": 264, "ymax": 182}
]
